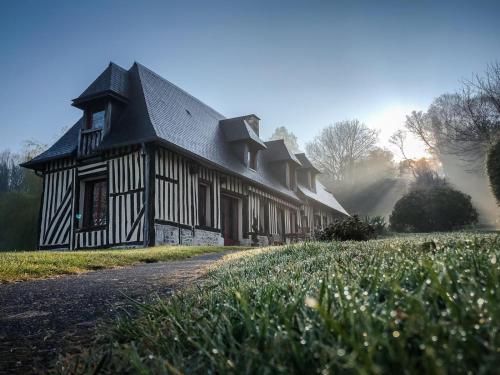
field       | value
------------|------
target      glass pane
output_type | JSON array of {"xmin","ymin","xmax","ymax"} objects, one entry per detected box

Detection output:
[
  {"xmin": 91, "ymin": 110, "xmax": 105, "ymax": 129},
  {"xmin": 198, "ymin": 184, "xmax": 207, "ymax": 226},
  {"xmin": 91, "ymin": 180, "xmax": 107, "ymax": 226}
]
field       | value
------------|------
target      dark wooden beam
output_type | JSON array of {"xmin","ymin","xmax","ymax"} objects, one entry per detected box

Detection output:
[{"xmin": 143, "ymin": 143, "xmax": 156, "ymax": 247}]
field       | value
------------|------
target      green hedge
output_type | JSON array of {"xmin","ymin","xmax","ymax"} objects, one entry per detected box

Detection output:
[{"xmin": 486, "ymin": 139, "xmax": 500, "ymax": 205}]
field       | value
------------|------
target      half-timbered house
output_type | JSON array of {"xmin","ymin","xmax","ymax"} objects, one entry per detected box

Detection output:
[{"xmin": 22, "ymin": 62, "xmax": 348, "ymax": 250}]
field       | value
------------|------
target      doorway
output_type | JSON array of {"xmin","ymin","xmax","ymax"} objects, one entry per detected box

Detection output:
[
  {"xmin": 277, "ymin": 208, "xmax": 286, "ymax": 241},
  {"xmin": 221, "ymin": 194, "xmax": 239, "ymax": 245}
]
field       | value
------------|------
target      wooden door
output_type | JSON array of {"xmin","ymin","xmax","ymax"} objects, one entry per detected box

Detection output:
[
  {"xmin": 221, "ymin": 195, "xmax": 238, "ymax": 245},
  {"xmin": 277, "ymin": 208, "xmax": 285, "ymax": 241}
]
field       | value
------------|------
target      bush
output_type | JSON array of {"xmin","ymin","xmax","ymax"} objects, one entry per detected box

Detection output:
[
  {"xmin": 486, "ymin": 139, "xmax": 500, "ymax": 205},
  {"xmin": 316, "ymin": 215, "xmax": 375, "ymax": 241},
  {"xmin": 390, "ymin": 186, "xmax": 478, "ymax": 232},
  {"xmin": 363, "ymin": 215, "xmax": 387, "ymax": 236}
]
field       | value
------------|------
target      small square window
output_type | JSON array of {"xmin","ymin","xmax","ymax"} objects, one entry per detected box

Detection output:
[{"xmin": 87, "ymin": 109, "xmax": 105, "ymax": 130}]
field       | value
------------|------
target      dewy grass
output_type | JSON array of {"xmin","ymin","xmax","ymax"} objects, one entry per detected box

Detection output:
[
  {"xmin": 59, "ymin": 233, "xmax": 500, "ymax": 374},
  {"xmin": 0, "ymin": 245, "xmax": 244, "ymax": 283}
]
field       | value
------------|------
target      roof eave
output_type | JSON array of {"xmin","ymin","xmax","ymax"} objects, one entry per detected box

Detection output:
[
  {"xmin": 72, "ymin": 90, "xmax": 129, "ymax": 109},
  {"xmin": 297, "ymin": 186, "xmax": 349, "ymax": 216},
  {"xmin": 20, "ymin": 150, "xmax": 76, "ymax": 170}
]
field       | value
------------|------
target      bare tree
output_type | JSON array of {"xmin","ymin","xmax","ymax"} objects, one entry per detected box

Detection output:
[
  {"xmin": 305, "ymin": 119, "xmax": 378, "ymax": 182},
  {"xmin": 269, "ymin": 126, "xmax": 300, "ymax": 153},
  {"xmin": 469, "ymin": 61, "xmax": 500, "ymax": 114},
  {"xmin": 402, "ymin": 64, "xmax": 500, "ymax": 169}
]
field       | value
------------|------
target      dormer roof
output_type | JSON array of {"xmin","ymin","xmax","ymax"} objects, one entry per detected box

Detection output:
[
  {"xmin": 72, "ymin": 62, "xmax": 129, "ymax": 108},
  {"xmin": 295, "ymin": 153, "xmax": 321, "ymax": 174},
  {"xmin": 263, "ymin": 140, "xmax": 302, "ymax": 166},
  {"xmin": 220, "ymin": 116, "xmax": 267, "ymax": 150}
]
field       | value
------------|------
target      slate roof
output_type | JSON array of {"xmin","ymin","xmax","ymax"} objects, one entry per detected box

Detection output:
[
  {"xmin": 23, "ymin": 62, "xmax": 348, "ymax": 214},
  {"xmin": 73, "ymin": 62, "xmax": 129, "ymax": 106},
  {"xmin": 263, "ymin": 140, "xmax": 302, "ymax": 166},
  {"xmin": 22, "ymin": 119, "xmax": 82, "ymax": 165},
  {"xmin": 298, "ymin": 182, "xmax": 349, "ymax": 216},
  {"xmin": 220, "ymin": 117, "xmax": 267, "ymax": 149},
  {"xmin": 295, "ymin": 153, "xmax": 321, "ymax": 173}
]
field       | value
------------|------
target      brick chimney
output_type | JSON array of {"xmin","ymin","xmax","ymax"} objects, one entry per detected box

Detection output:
[{"xmin": 244, "ymin": 114, "xmax": 260, "ymax": 136}]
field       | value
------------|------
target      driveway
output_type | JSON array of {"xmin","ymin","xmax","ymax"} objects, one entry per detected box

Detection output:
[{"xmin": 0, "ymin": 251, "xmax": 233, "ymax": 374}]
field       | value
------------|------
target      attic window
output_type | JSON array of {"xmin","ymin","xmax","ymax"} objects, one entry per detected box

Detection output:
[
  {"xmin": 185, "ymin": 109, "xmax": 192, "ymax": 116},
  {"xmin": 248, "ymin": 150, "xmax": 257, "ymax": 170},
  {"xmin": 86, "ymin": 109, "xmax": 105, "ymax": 130}
]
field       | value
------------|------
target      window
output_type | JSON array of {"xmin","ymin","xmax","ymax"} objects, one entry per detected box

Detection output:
[
  {"xmin": 248, "ymin": 150, "xmax": 257, "ymax": 170},
  {"xmin": 291, "ymin": 212, "xmax": 298, "ymax": 233},
  {"xmin": 198, "ymin": 183, "xmax": 211, "ymax": 227},
  {"xmin": 82, "ymin": 179, "xmax": 107, "ymax": 228},
  {"xmin": 291, "ymin": 170, "xmax": 297, "ymax": 191},
  {"xmin": 301, "ymin": 215, "xmax": 308, "ymax": 230},
  {"xmin": 259, "ymin": 203, "xmax": 266, "ymax": 234},
  {"xmin": 314, "ymin": 215, "xmax": 321, "ymax": 229},
  {"xmin": 258, "ymin": 201, "xmax": 270, "ymax": 234},
  {"xmin": 285, "ymin": 163, "xmax": 291, "ymax": 188},
  {"xmin": 86, "ymin": 109, "xmax": 105, "ymax": 130}
]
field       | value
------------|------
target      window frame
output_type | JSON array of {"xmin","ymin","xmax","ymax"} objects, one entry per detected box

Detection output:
[
  {"xmin": 197, "ymin": 181, "xmax": 212, "ymax": 229},
  {"xmin": 248, "ymin": 150, "xmax": 258, "ymax": 171},
  {"xmin": 79, "ymin": 176, "xmax": 108, "ymax": 230},
  {"xmin": 86, "ymin": 107, "xmax": 106, "ymax": 130}
]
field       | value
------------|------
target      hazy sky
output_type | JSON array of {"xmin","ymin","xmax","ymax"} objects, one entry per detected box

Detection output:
[{"xmin": 1, "ymin": 0, "xmax": 499, "ymax": 159}]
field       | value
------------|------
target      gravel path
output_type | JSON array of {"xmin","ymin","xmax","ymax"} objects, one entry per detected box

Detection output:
[{"xmin": 0, "ymin": 251, "xmax": 234, "ymax": 374}]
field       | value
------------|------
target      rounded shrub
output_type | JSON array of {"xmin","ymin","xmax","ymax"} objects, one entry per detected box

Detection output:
[
  {"xmin": 390, "ymin": 186, "xmax": 478, "ymax": 232},
  {"xmin": 486, "ymin": 139, "xmax": 500, "ymax": 205},
  {"xmin": 316, "ymin": 215, "xmax": 375, "ymax": 241}
]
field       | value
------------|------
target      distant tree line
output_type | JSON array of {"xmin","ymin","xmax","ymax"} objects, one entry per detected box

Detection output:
[{"xmin": 0, "ymin": 142, "xmax": 45, "ymax": 250}]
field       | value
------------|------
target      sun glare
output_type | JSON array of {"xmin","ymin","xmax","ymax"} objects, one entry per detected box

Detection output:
[{"xmin": 367, "ymin": 105, "xmax": 429, "ymax": 161}]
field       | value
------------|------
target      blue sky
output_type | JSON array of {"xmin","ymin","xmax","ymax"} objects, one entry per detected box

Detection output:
[{"xmin": 1, "ymin": 0, "xmax": 499, "ymax": 158}]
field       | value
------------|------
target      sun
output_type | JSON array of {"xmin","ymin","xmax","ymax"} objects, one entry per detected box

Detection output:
[{"xmin": 366, "ymin": 105, "xmax": 429, "ymax": 161}]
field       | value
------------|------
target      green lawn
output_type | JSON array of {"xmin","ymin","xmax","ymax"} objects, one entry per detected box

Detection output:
[
  {"xmin": 57, "ymin": 233, "xmax": 500, "ymax": 374},
  {"xmin": 0, "ymin": 245, "xmax": 245, "ymax": 283}
]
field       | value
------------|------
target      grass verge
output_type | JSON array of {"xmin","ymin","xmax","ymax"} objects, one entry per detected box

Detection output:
[
  {"xmin": 56, "ymin": 232, "xmax": 500, "ymax": 374},
  {"xmin": 0, "ymin": 245, "xmax": 245, "ymax": 283}
]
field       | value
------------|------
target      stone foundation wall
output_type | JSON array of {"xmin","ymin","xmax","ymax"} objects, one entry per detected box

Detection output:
[
  {"xmin": 257, "ymin": 235, "xmax": 269, "ymax": 246},
  {"xmin": 193, "ymin": 228, "xmax": 224, "ymax": 246},
  {"xmin": 155, "ymin": 224, "xmax": 223, "ymax": 246},
  {"xmin": 242, "ymin": 235, "xmax": 270, "ymax": 247},
  {"xmin": 180, "ymin": 228, "xmax": 194, "ymax": 245},
  {"xmin": 155, "ymin": 224, "xmax": 179, "ymax": 245}
]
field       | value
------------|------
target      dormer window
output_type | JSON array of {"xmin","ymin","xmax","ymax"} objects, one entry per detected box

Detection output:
[
  {"xmin": 79, "ymin": 107, "xmax": 106, "ymax": 157},
  {"xmin": 248, "ymin": 150, "xmax": 257, "ymax": 170},
  {"xmin": 291, "ymin": 169, "xmax": 298, "ymax": 191},
  {"xmin": 86, "ymin": 109, "xmax": 105, "ymax": 130}
]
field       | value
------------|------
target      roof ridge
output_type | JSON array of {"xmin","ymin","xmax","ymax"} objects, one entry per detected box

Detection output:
[
  {"xmin": 109, "ymin": 61, "xmax": 128, "ymax": 72},
  {"xmin": 133, "ymin": 62, "xmax": 226, "ymax": 119}
]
